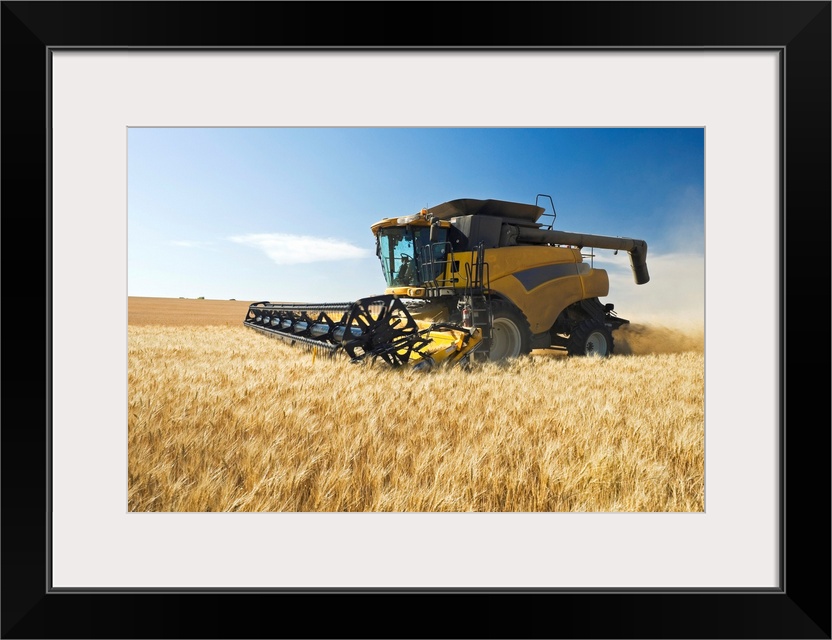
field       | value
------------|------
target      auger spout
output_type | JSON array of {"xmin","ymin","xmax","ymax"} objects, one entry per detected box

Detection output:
[{"xmin": 515, "ymin": 227, "xmax": 650, "ymax": 285}]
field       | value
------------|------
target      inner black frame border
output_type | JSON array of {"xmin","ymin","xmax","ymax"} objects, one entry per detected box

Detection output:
[{"xmin": 2, "ymin": 2, "xmax": 829, "ymax": 638}]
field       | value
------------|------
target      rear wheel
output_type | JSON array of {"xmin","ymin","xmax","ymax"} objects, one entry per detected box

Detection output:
[
  {"xmin": 487, "ymin": 301, "xmax": 532, "ymax": 361},
  {"xmin": 567, "ymin": 319, "xmax": 614, "ymax": 357}
]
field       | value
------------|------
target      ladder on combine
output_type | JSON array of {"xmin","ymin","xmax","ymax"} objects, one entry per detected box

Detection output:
[
  {"xmin": 463, "ymin": 243, "xmax": 492, "ymax": 361},
  {"xmin": 418, "ymin": 240, "xmax": 493, "ymax": 361}
]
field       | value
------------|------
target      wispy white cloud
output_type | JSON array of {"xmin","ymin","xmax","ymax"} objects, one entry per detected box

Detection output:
[
  {"xmin": 170, "ymin": 240, "xmax": 214, "ymax": 248},
  {"xmin": 229, "ymin": 233, "xmax": 371, "ymax": 265}
]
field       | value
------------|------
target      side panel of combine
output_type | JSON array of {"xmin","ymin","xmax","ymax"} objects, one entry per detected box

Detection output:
[
  {"xmin": 479, "ymin": 246, "xmax": 609, "ymax": 333},
  {"xmin": 578, "ymin": 268, "xmax": 610, "ymax": 300}
]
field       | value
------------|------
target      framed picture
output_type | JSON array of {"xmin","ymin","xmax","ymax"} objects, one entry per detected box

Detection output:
[{"xmin": 4, "ymin": 2, "xmax": 829, "ymax": 638}]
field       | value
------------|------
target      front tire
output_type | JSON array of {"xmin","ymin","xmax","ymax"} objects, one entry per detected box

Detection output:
[
  {"xmin": 567, "ymin": 319, "xmax": 614, "ymax": 357},
  {"xmin": 487, "ymin": 301, "xmax": 532, "ymax": 361}
]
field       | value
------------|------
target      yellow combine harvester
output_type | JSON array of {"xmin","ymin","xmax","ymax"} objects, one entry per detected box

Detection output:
[{"xmin": 244, "ymin": 195, "xmax": 649, "ymax": 368}]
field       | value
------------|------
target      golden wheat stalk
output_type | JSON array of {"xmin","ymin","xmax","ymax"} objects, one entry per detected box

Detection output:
[{"xmin": 128, "ymin": 319, "xmax": 704, "ymax": 513}]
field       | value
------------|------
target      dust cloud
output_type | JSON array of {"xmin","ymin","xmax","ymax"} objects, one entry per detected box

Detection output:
[
  {"xmin": 613, "ymin": 322, "xmax": 704, "ymax": 355},
  {"xmin": 599, "ymin": 249, "xmax": 705, "ymax": 355}
]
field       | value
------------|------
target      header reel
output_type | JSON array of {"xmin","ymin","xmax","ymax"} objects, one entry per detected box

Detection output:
[{"xmin": 244, "ymin": 294, "xmax": 481, "ymax": 369}]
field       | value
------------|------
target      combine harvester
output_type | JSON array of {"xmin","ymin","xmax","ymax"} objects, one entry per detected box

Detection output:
[{"xmin": 244, "ymin": 195, "xmax": 650, "ymax": 370}]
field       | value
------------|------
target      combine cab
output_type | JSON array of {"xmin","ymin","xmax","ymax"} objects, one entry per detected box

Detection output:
[{"xmin": 244, "ymin": 195, "xmax": 649, "ymax": 368}]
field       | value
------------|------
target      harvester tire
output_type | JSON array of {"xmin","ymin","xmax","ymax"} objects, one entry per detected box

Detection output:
[
  {"xmin": 567, "ymin": 319, "xmax": 614, "ymax": 357},
  {"xmin": 488, "ymin": 301, "xmax": 532, "ymax": 361}
]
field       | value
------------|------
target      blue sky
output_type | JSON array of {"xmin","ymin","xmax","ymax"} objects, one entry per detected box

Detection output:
[{"xmin": 128, "ymin": 127, "xmax": 704, "ymax": 323}]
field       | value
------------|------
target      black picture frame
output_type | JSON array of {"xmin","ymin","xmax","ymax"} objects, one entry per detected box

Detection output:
[{"xmin": 3, "ymin": 2, "xmax": 829, "ymax": 638}]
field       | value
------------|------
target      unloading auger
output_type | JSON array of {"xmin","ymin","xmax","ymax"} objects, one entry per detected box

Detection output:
[{"xmin": 244, "ymin": 294, "xmax": 482, "ymax": 370}]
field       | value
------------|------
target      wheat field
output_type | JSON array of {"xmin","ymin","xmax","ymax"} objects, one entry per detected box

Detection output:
[{"xmin": 128, "ymin": 297, "xmax": 704, "ymax": 513}]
